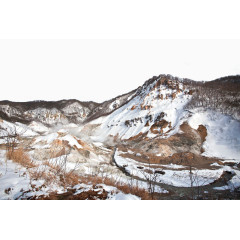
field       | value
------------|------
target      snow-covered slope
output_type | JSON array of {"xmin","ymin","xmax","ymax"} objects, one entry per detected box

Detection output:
[
  {"xmin": 96, "ymin": 75, "xmax": 192, "ymax": 140},
  {"xmin": 85, "ymin": 89, "xmax": 137, "ymax": 122},
  {"xmin": 0, "ymin": 119, "xmax": 38, "ymax": 139},
  {"xmin": 188, "ymin": 110, "xmax": 240, "ymax": 160},
  {"xmin": 25, "ymin": 108, "xmax": 68, "ymax": 125},
  {"xmin": 0, "ymin": 105, "xmax": 22, "ymax": 117},
  {"xmin": 0, "ymin": 99, "xmax": 99, "ymax": 125}
]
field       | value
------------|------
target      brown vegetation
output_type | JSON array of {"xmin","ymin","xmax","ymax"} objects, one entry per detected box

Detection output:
[
  {"xmin": 38, "ymin": 175, "xmax": 153, "ymax": 200},
  {"xmin": 6, "ymin": 147, "xmax": 35, "ymax": 168}
]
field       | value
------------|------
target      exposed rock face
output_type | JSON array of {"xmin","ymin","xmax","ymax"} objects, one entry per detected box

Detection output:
[
  {"xmin": 131, "ymin": 105, "xmax": 136, "ymax": 110},
  {"xmin": 62, "ymin": 102, "xmax": 91, "ymax": 121},
  {"xmin": 0, "ymin": 105, "xmax": 22, "ymax": 117},
  {"xmin": 150, "ymin": 120, "xmax": 169, "ymax": 134},
  {"xmin": 197, "ymin": 125, "xmax": 207, "ymax": 143},
  {"xmin": 172, "ymin": 92, "xmax": 177, "ymax": 99},
  {"xmin": 25, "ymin": 108, "xmax": 68, "ymax": 125},
  {"xmin": 188, "ymin": 90, "xmax": 194, "ymax": 95},
  {"xmin": 120, "ymin": 122, "xmax": 206, "ymax": 159},
  {"xmin": 197, "ymin": 125, "xmax": 207, "ymax": 153}
]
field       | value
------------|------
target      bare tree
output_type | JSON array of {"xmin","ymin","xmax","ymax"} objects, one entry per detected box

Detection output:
[
  {"xmin": 187, "ymin": 163, "xmax": 211, "ymax": 199},
  {"xmin": 49, "ymin": 146, "xmax": 81, "ymax": 189},
  {"xmin": 0, "ymin": 124, "xmax": 27, "ymax": 159},
  {"xmin": 140, "ymin": 159, "xmax": 159, "ymax": 199}
]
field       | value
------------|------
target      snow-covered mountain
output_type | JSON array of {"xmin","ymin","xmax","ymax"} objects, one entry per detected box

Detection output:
[
  {"xmin": 0, "ymin": 99, "xmax": 100, "ymax": 125},
  {"xmin": 0, "ymin": 90, "xmax": 136, "ymax": 125},
  {"xmin": 1, "ymin": 74, "xmax": 240, "ymax": 200},
  {"xmin": 90, "ymin": 74, "xmax": 240, "ymax": 159},
  {"xmin": 1, "ymin": 74, "xmax": 239, "ymax": 126},
  {"xmin": 96, "ymin": 75, "xmax": 192, "ymax": 140},
  {"xmin": 0, "ymin": 99, "xmax": 99, "ymax": 125}
]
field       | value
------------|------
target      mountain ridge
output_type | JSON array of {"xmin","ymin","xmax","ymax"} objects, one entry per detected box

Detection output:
[
  {"xmin": 1, "ymin": 74, "xmax": 240, "ymax": 200},
  {"xmin": 1, "ymin": 74, "xmax": 239, "ymax": 125}
]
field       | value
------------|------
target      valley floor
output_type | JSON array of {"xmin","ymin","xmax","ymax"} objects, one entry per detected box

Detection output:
[
  {"xmin": 1, "ymin": 142, "xmax": 240, "ymax": 200},
  {"xmin": 1, "ymin": 109, "xmax": 240, "ymax": 200}
]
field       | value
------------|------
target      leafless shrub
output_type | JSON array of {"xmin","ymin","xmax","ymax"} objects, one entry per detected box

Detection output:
[
  {"xmin": 187, "ymin": 163, "xmax": 211, "ymax": 199},
  {"xmin": 0, "ymin": 124, "xmax": 28, "ymax": 158},
  {"xmin": 139, "ymin": 158, "xmax": 161, "ymax": 199}
]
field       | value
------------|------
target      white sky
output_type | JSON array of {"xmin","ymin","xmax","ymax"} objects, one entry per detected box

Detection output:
[{"xmin": 0, "ymin": 39, "xmax": 239, "ymax": 103}]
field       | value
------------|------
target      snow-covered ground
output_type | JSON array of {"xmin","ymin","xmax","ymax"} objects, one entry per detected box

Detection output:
[
  {"xmin": 188, "ymin": 110, "xmax": 240, "ymax": 160},
  {"xmin": 0, "ymin": 149, "xmax": 142, "ymax": 200},
  {"xmin": 28, "ymin": 121, "xmax": 49, "ymax": 134},
  {"xmin": 114, "ymin": 149, "xmax": 223, "ymax": 187},
  {"xmin": 0, "ymin": 150, "xmax": 60, "ymax": 200},
  {"xmin": 33, "ymin": 131, "xmax": 83, "ymax": 149}
]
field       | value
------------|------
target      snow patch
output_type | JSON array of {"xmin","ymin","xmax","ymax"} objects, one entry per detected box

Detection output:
[{"xmin": 188, "ymin": 110, "xmax": 240, "ymax": 160}]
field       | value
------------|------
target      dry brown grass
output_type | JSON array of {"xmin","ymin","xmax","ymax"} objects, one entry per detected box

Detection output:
[
  {"xmin": 5, "ymin": 147, "xmax": 154, "ymax": 199},
  {"xmin": 64, "ymin": 171, "xmax": 80, "ymax": 186},
  {"xmin": 29, "ymin": 159, "xmax": 80, "ymax": 188},
  {"xmin": 30, "ymin": 174, "xmax": 154, "ymax": 200},
  {"xmin": 29, "ymin": 166, "xmax": 57, "ymax": 186},
  {"xmin": 6, "ymin": 148, "xmax": 35, "ymax": 168},
  {"xmin": 39, "ymin": 175, "xmax": 154, "ymax": 200},
  {"xmin": 80, "ymin": 175, "xmax": 153, "ymax": 200}
]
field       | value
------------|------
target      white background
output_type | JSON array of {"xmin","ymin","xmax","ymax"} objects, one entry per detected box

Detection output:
[
  {"xmin": 0, "ymin": 1, "xmax": 239, "ymax": 240},
  {"xmin": 0, "ymin": 39, "xmax": 240, "ymax": 102}
]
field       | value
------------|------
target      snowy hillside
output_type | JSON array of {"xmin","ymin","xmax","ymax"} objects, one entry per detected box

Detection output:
[
  {"xmin": 97, "ymin": 75, "xmax": 192, "ymax": 140},
  {"xmin": 188, "ymin": 110, "xmax": 240, "ymax": 160},
  {"xmin": 1, "ymin": 74, "xmax": 240, "ymax": 200},
  {"xmin": 0, "ymin": 99, "xmax": 99, "ymax": 125}
]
